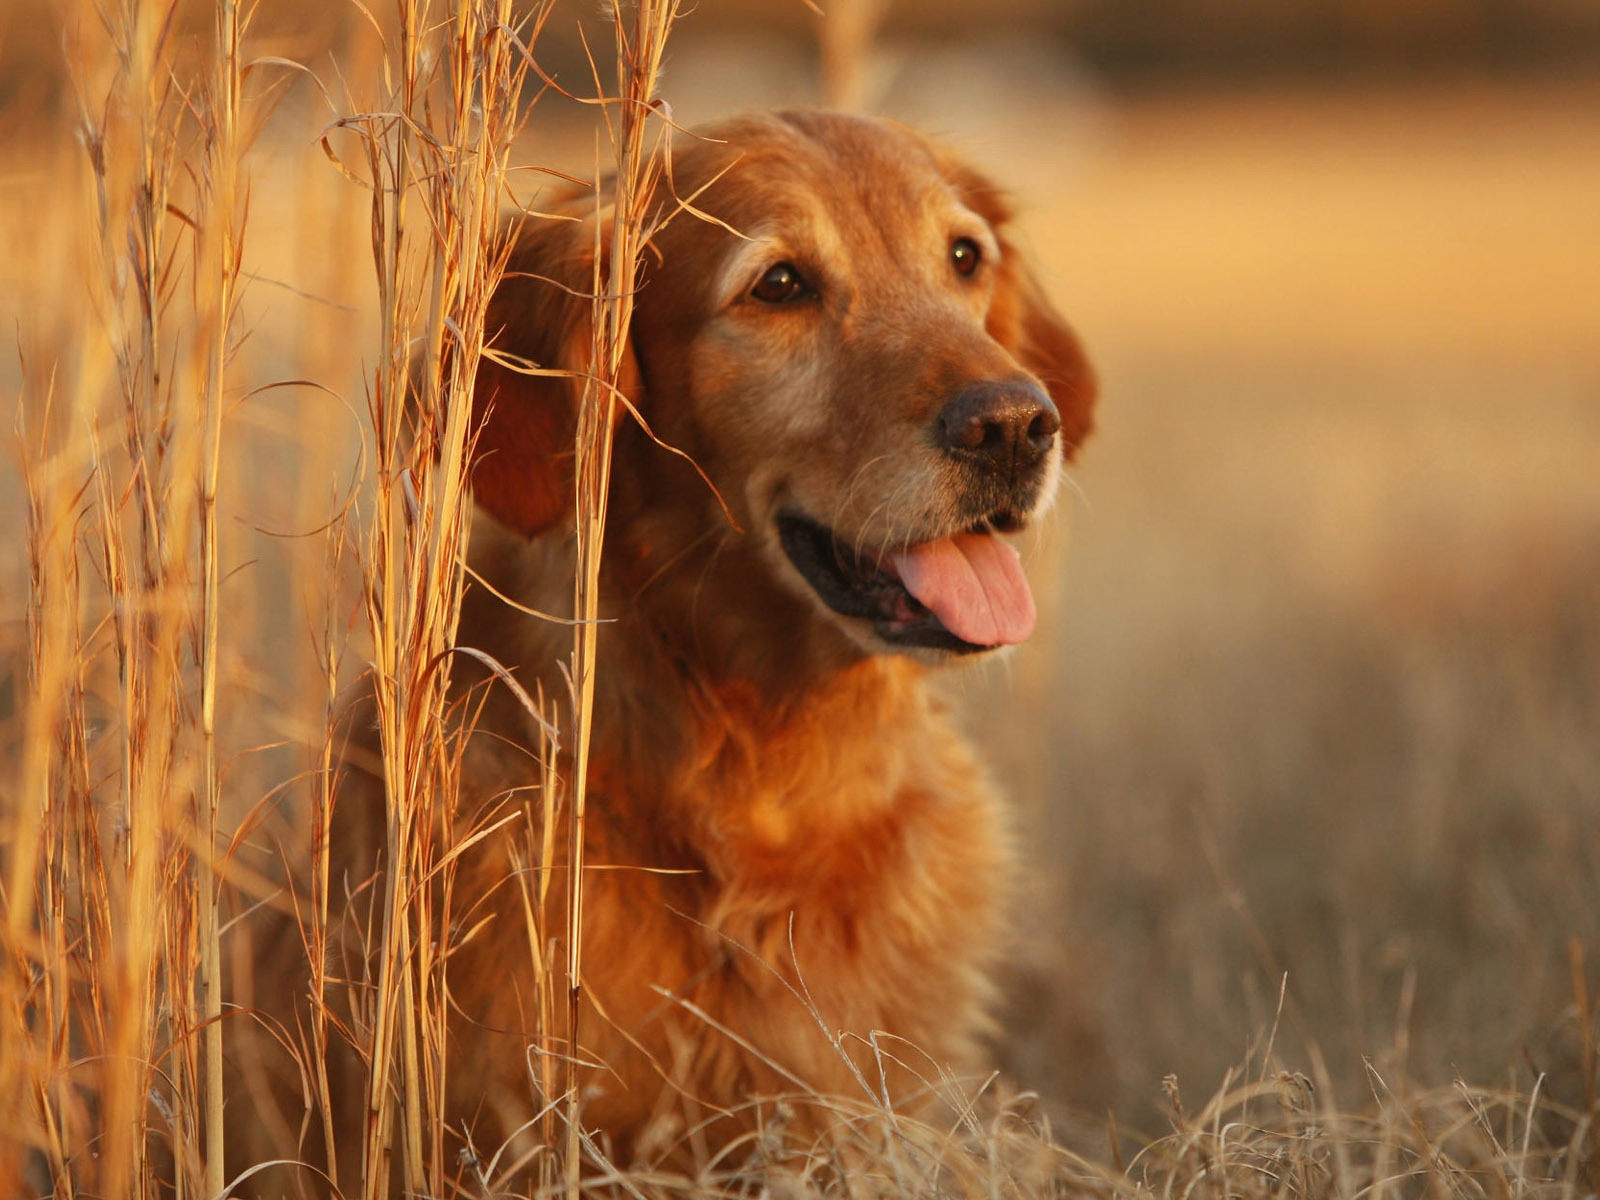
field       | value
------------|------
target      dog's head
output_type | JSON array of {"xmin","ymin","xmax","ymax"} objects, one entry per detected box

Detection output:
[{"xmin": 470, "ymin": 110, "xmax": 1095, "ymax": 661}]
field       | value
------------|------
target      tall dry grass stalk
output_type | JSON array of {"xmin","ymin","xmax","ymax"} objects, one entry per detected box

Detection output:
[
  {"xmin": 301, "ymin": 0, "xmax": 682, "ymax": 1193},
  {"xmin": 2, "ymin": 0, "xmax": 250, "ymax": 1194},
  {"xmin": 817, "ymin": 0, "xmax": 886, "ymax": 110},
  {"xmin": 322, "ymin": 1, "xmax": 545, "ymax": 1195},
  {"xmin": 195, "ymin": 3, "xmax": 245, "ymax": 1192},
  {"xmin": 1, "ymin": 0, "xmax": 683, "ymax": 1192},
  {"xmin": 562, "ymin": 0, "xmax": 680, "ymax": 1189}
]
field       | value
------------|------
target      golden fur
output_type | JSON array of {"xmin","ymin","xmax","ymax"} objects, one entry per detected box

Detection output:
[{"xmin": 240, "ymin": 109, "xmax": 1094, "ymax": 1184}]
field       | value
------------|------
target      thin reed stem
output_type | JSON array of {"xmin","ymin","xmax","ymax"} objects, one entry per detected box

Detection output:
[
  {"xmin": 197, "ymin": 0, "xmax": 244, "ymax": 1190},
  {"xmin": 563, "ymin": 1, "xmax": 680, "ymax": 1190}
]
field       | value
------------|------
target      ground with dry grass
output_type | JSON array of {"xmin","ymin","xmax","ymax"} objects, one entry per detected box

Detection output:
[{"xmin": 1, "ymin": 2, "xmax": 1597, "ymax": 1195}]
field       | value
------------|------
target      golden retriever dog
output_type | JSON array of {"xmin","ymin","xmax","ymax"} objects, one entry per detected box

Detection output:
[{"xmin": 242, "ymin": 108, "xmax": 1093, "ymax": 1184}]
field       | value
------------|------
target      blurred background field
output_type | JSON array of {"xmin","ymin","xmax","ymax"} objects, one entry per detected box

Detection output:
[
  {"xmin": 3, "ymin": 0, "xmax": 1599, "ymax": 1176},
  {"xmin": 990, "ymin": 75, "xmax": 1600, "ymax": 1128}
]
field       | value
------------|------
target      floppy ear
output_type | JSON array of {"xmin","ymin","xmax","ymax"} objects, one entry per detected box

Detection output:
[
  {"xmin": 940, "ymin": 155, "xmax": 1097, "ymax": 461},
  {"xmin": 469, "ymin": 209, "xmax": 642, "ymax": 536}
]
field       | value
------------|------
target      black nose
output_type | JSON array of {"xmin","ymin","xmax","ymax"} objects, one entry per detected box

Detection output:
[{"xmin": 937, "ymin": 380, "xmax": 1060, "ymax": 472}]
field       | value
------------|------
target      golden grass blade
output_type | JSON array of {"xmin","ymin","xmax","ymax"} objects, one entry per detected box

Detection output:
[
  {"xmin": 196, "ymin": 0, "xmax": 246, "ymax": 1189},
  {"xmin": 560, "ymin": 2, "xmax": 682, "ymax": 1192}
]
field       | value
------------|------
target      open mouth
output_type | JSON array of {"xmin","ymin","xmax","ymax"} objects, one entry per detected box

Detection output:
[{"xmin": 776, "ymin": 510, "xmax": 1038, "ymax": 654}]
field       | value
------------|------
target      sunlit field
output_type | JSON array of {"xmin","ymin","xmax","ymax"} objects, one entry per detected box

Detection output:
[
  {"xmin": 988, "ymin": 78, "xmax": 1600, "ymax": 1131},
  {"xmin": 1, "ymin": 0, "xmax": 1597, "ymax": 1193}
]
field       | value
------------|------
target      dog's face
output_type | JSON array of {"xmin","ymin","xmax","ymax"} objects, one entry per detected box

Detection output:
[{"xmin": 470, "ymin": 110, "xmax": 1095, "ymax": 661}]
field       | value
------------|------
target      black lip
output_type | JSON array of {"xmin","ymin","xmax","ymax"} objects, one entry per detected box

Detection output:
[{"xmin": 775, "ymin": 512, "xmax": 991, "ymax": 654}]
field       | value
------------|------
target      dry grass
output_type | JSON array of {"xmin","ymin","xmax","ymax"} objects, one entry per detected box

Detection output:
[{"xmin": 1, "ymin": 2, "xmax": 1598, "ymax": 1198}]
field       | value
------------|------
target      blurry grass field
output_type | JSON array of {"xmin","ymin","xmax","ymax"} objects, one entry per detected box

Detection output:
[
  {"xmin": 989, "ymin": 77, "xmax": 1600, "ymax": 1130},
  {"xmin": 1, "ymin": 0, "xmax": 1598, "ymax": 1193}
]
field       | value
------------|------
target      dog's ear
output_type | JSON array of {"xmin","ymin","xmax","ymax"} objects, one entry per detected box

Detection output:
[
  {"xmin": 469, "ymin": 210, "xmax": 642, "ymax": 536},
  {"xmin": 940, "ymin": 155, "xmax": 1097, "ymax": 461}
]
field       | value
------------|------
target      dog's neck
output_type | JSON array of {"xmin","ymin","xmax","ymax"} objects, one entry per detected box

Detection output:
[
  {"xmin": 604, "ymin": 518, "xmax": 933, "ymax": 770},
  {"xmin": 461, "ymin": 510, "xmax": 948, "ymax": 845}
]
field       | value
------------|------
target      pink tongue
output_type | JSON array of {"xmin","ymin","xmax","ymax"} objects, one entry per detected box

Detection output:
[{"xmin": 887, "ymin": 533, "xmax": 1037, "ymax": 647}]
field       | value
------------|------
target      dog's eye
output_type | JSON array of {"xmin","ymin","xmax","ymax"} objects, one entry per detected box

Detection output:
[
  {"xmin": 950, "ymin": 237, "xmax": 982, "ymax": 277},
  {"xmin": 751, "ymin": 263, "xmax": 809, "ymax": 304}
]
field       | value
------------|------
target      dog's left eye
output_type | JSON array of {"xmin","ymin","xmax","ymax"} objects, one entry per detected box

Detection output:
[
  {"xmin": 751, "ymin": 263, "xmax": 810, "ymax": 304},
  {"xmin": 950, "ymin": 237, "xmax": 982, "ymax": 277}
]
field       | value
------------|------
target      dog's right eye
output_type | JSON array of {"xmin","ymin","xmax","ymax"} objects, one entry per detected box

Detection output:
[
  {"xmin": 751, "ymin": 263, "xmax": 810, "ymax": 304},
  {"xmin": 950, "ymin": 236, "xmax": 982, "ymax": 277}
]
